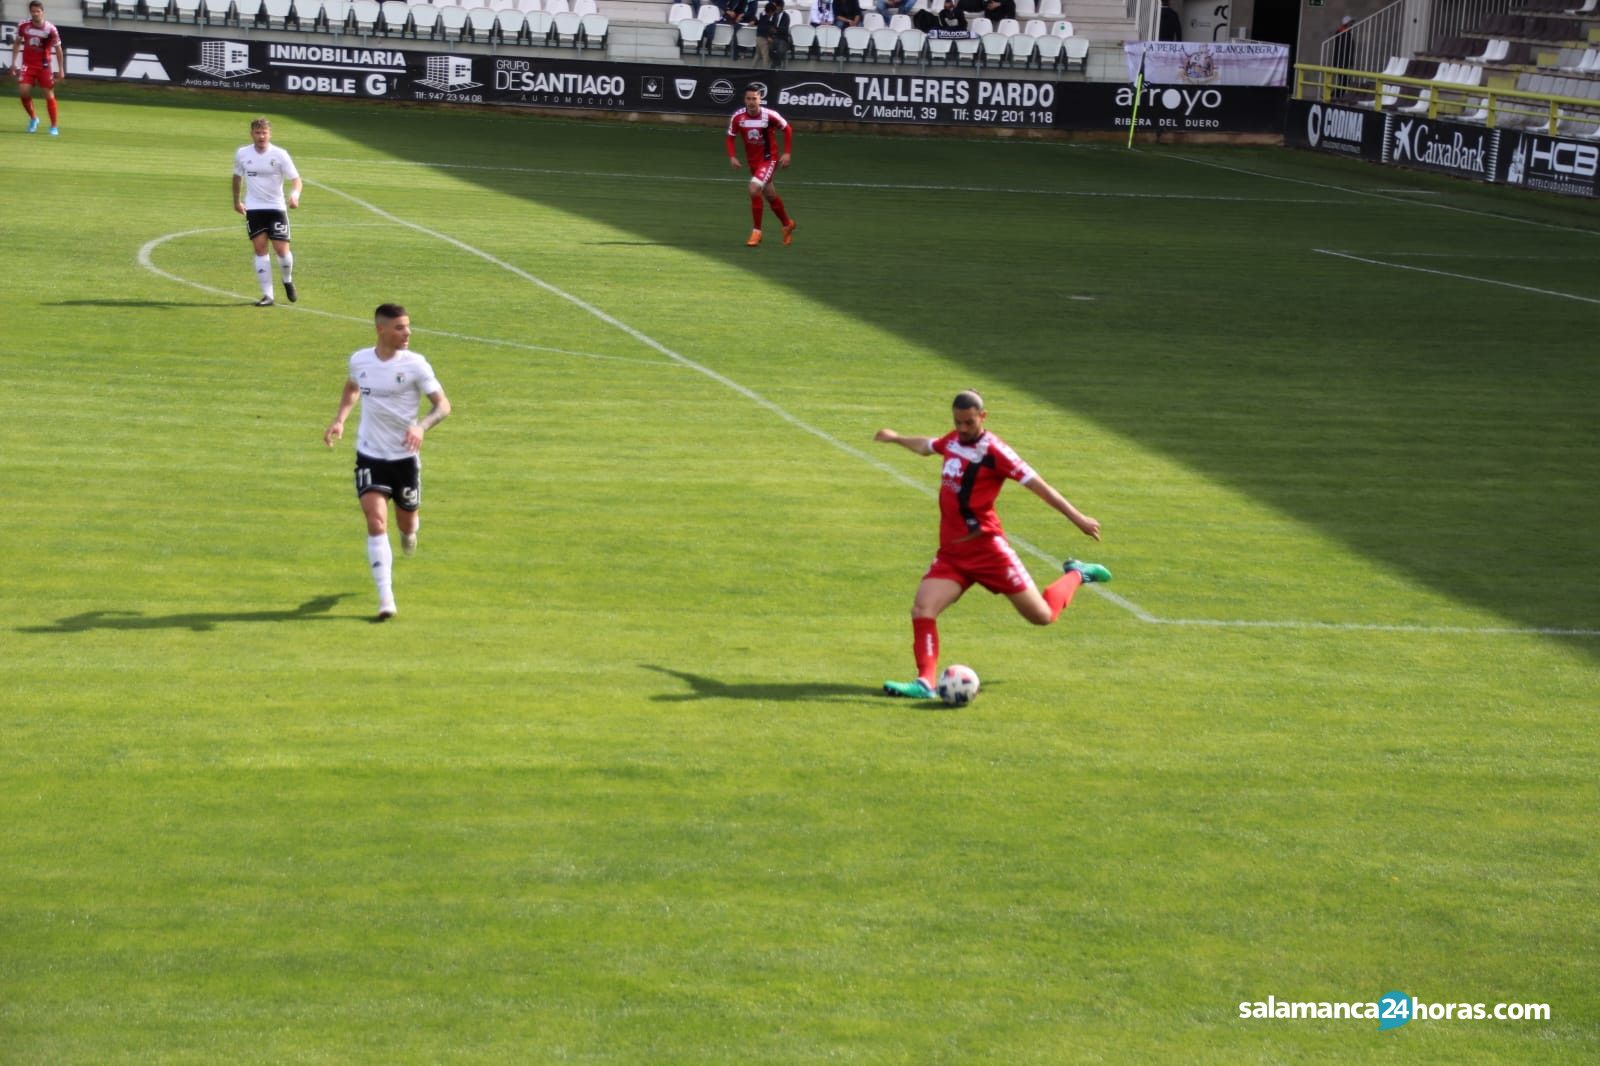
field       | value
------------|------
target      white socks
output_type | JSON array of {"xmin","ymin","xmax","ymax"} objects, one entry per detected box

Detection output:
[
  {"xmin": 254, "ymin": 254, "xmax": 272, "ymax": 298},
  {"xmin": 367, "ymin": 534, "xmax": 394, "ymax": 610},
  {"xmin": 277, "ymin": 251, "xmax": 294, "ymax": 283}
]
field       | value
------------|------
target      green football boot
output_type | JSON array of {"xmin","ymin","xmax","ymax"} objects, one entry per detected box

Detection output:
[
  {"xmin": 882, "ymin": 678, "xmax": 938, "ymax": 700},
  {"xmin": 1064, "ymin": 559, "xmax": 1112, "ymax": 583}
]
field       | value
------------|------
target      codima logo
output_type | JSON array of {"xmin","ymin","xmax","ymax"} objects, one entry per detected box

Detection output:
[{"xmin": 778, "ymin": 81, "xmax": 852, "ymax": 108}]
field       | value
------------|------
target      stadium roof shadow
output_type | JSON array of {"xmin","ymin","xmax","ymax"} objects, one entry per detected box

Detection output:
[{"xmin": 175, "ymin": 90, "xmax": 1599, "ymax": 657}]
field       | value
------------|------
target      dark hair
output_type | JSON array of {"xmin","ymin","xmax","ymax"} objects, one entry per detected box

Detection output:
[
  {"xmin": 952, "ymin": 390, "xmax": 984, "ymax": 411},
  {"xmin": 28, "ymin": 1, "xmax": 43, "ymax": 9},
  {"xmin": 374, "ymin": 303, "xmax": 408, "ymax": 321}
]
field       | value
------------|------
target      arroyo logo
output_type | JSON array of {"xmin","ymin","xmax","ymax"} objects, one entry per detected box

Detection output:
[{"xmin": 1378, "ymin": 990, "xmax": 1412, "ymax": 1031}]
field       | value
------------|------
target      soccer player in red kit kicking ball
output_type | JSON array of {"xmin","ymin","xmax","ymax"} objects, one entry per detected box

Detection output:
[
  {"xmin": 12, "ymin": 1, "xmax": 65, "ymax": 136},
  {"xmin": 875, "ymin": 391, "xmax": 1111, "ymax": 700},
  {"xmin": 726, "ymin": 86, "xmax": 797, "ymax": 247}
]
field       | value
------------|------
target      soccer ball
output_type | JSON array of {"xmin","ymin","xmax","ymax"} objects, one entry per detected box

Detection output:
[{"xmin": 936, "ymin": 665, "xmax": 980, "ymax": 707}]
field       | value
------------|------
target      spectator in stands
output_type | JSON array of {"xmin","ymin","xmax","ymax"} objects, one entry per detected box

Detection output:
[
  {"xmin": 833, "ymin": 0, "xmax": 863, "ymax": 28},
  {"xmin": 756, "ymin": 0, "xmax": 792, "ymax": 65},
  {"xmin": 983, "ymin": 0, "xmax": 1015, "ymax": 21},
  {"xmin": 809, "ymin": 0, "xmax": 834, "ymax": 25},
  {"xmin": 876, "ymin": 0, "xmax": 916, "ymax": 19},
  {"xmin": 937, "ymin": 0, "xmax": 968, "ymax": 30},
  {"xmin": 1158, "ymin": 0, "xmax": 1182, "ymax": 41}
]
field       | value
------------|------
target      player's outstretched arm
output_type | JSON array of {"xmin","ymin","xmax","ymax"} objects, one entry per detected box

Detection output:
[
  {"xmin": 1025, "ymin": 476, "xmax": 1101, "ymax": 540},
  {"xmin": 324, "ymin": 380, "xmax": 360, "ymax": 447},
  {"xmin": 874, "ymin": 429, "xmax": 935, "ymax": 456}
]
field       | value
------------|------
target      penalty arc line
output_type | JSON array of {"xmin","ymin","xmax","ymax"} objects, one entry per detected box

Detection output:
[
  {"xmin": 304, "ymin": 178, "xmax": 1600, "ymax": 639},
  {"xmin": 135, "ymin": 226, "xmax": 680, "ymax": 369}
]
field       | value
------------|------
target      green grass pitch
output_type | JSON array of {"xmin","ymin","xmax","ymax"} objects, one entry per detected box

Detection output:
[{"xmin": 3, "ymin": 82, "xmax": 1598, "ymax": 1062}]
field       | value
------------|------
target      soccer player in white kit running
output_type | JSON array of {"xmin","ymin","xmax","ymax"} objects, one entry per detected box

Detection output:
[
  {"xmin": 323, "ymin": 304, "xmax": 452, "ymax": 621},
  {"xmin": 232, "ymin": 117, "xmax": 302, "ymax": 307}
]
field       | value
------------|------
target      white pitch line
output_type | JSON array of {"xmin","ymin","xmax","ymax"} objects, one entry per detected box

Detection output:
[
  {"xmin": 1314, "ymin": 247, "xmax": 1600, "ymax": 305},
  {"xmin": 1163, "ymin": 151, "xmax": 1600, "ymax": 238},
  {"xmin": 206, "ymin": 181, "xmax": 1595, "ymax": 640},
  {"xmin": 135, "ymin": 226, "xmax": 680, "ymax": 369}
]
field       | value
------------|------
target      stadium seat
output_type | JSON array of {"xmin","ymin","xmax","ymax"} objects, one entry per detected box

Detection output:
[
  {"xmin": 1050, "ymin": 18, "xmax": 1072, "ymax": 36},
  {"xmin": 550, "ymin": 9, "xmax": 581, "ymax": 44},
  {"xmin": 667, "ymin": 1, "xmax": 692, "ymax": 20},
  {"xmin": 870, "ymin": 27, "xmax": 900, "ymax": 62},
  {"xmin": 172, "ymin": 0, "xmax": 205, "ymax": 21},
  {"xmin": 787, "ymin": 22, "xmax": 816, "ymax": 59},
  {"xmin": 1035, "ymin": 0, "xmax": 1060, "ymax": 16},
  {"xmin": 516, "ymin": 0, "xmax": 543, "ymax": 10},
  {"xmin": 350, "ymin": 0, "xmax": 381, "ymax": 34},
  {"xmin": 968, "ymin": 16, "xmax": 992, "ymax": 34},
  {"xmin": 897, "ymin": 27, "xmax": 925, "ymax": 65},
  {"xmin": 579, "ymin": 12, "xmax": 607, "ymax": 47},
  {"xmin": 1032, "ymin": 33, "xmax": 1062, "ymax": 69},
  {"xmin": 458, "ymin": 0, "xmax": 486, "ymax": 8},
  {"xmin": 263, "ymin": 0, "xmax": 295, "ymax": 27},
  {"xmin": 314, "ymin": 0, "xmax": 346, "ymax": 31},
  {"xmin": 842, "ymin": 25, "xmax": 872, "ymax": 61},
  {"xmin": 706, "ymin": 19, "xmax": 734, "ymax": 56},
  {"xmin": 465, "ymin": 6, "xmax": 498, "ymax": 39},
  {"xmin": 955, "ymin": 34, "xmax": 980, "ymax": 65},
  {"xmin": 995, "ymin": 16, "xmax": 1018, "ymax": 34},
  {"xmin": 1008, "ymin": 32, "xmax": 1036, "ymax": 68},
  {"xmin": 379, "ymin": 0, "xmax": 410, "ymax": 34},
  {"xmin": 437, "ymin": 3, "xmax": 469, "ymax": 38},
  {"xmin": 1023, "ymin": 18, "xmax": 1045, "ymax": 36},
  {"xmin": 979, "ymin": 32, "xmax": 1008, "ymax": 66},
  {"xmin": 523, "ymin": 9, "xmax": 552, "ymax": 41},
  {"xmin": 406, "ymin": 2, "xmax": 438, "ymax": 35},
  {"xmin": 545, "ymin": 0, "xmax": 570, "ymax": 14},
  {"xmin": 814, "ymin": 24, "xmax": 842, "ymax": 61},
  {"xmin": 495, "ymin": 7, "xmax": 527, "ymax": 40},
  {"xmin": 923, "ymin": 31, "xmax": 953, "ymax": 65},
  {"xmin": 677, "ymin": 16, "xmax": 706, "ymax": 54},
  {"xmin": 489, "ymin": 0, "xmax": 518, "ymax": 10},
  {"xmin": 888, "ymin": 13, "xmax": 910, "ymax": 30},
  {"xmin": 1013, "ymin": 0, "xmax": 1033, "ymax": 14},
  {"xmin": 696, "ymin": 3, "xmax": 719, "ymax": 23},
  {"xmin": 1062, "ymin": 33, "xmax": 1087, "ymax": 72},
  {"xmin": 572, "ymin": 0, "xmax": 596, "ymax": 14}
]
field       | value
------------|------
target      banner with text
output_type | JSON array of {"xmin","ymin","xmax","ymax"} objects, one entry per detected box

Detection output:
[
  {"xmin": 1124, "ymin": 41, "xmax": 1290, "ymax": 87},
  {"xmin": 24, "ymin": 27, "xmax": 1288, "ymax": 134}
]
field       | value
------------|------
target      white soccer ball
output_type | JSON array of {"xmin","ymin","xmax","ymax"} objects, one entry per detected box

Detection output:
[{"xmin": 936, "ymin": 664, "xmax": 980, "ymax": 707}]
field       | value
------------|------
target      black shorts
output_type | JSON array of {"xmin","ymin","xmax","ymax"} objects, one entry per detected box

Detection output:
[
  {"xmin": 354, "ymin": 452, "xmax": 422, "ymax": 511},
  {"xmin": 245, "ymin": 209, "xmax": 291, "ymax": 242}
]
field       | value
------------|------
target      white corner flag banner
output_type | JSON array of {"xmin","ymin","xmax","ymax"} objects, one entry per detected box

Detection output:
[{"xmin": 1124, "ymin": 41, "xmax": 1289, "ymax": 87}]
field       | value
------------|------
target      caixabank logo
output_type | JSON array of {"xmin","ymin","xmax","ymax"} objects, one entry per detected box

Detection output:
[
  {"xmin": 1503, "ymin": 132, "xmax": 1599, "ymax": 197},
  {"xmin": 1386, "ymin": 118, "xmax": 1496, "ymax": 178}
]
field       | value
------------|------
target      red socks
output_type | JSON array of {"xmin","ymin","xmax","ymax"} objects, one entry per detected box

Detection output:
[
  {"xmin": 912, "ymin": 617, "xmax": 939, "ymax": 686},
  {"xmin": 769, "ymin": 195, "xmax": 791, "ymax": 226},
  {"xmin": 47, "ymin": 98, "xmax": 58, "ymax": 126},
  {"xmin": 750, "ymin": 195, "xmax": 764, "ymax": 229},
  {"xmin": 1042, "ymin": 571, "xmax": 1083, "ymax": 623},
  {"xmin": 22, "ymin": 98, "xmax": 36, "ymax": 118}
]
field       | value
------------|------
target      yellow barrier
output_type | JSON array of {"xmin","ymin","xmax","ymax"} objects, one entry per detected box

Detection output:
[{"xmin": 1294, "ymin": 62, "xmax": 1600, "ymax": 137}]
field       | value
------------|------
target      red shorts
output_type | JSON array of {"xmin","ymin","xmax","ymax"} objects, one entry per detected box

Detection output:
[
  {"xmin": 18, "ymin": 64, "xmax": 55, "ymax": 89},
  {"xmin": 923, "ymin": 534, "xmax": 1036, "ymax": 596},
  {"xmin": 748, "ymin": 157, "xmax": 778, "ymax": 186}
]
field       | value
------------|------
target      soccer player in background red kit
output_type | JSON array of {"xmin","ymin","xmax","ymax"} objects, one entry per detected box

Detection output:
[
  {"xmin": 726, "ymin": 85, "xmax": 797, "ymax": 247},
  {"xmin": 12, "ymin": 1, "xmax": 65, "ymax": 136},
  {"xmin": 874, "ymin": 391, "xmax": 1112, "ymax": 700}
]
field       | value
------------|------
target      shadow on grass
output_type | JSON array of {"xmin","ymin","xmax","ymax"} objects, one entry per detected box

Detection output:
[
  {"xmin": 81, "ymin": 84, "xmax": 1600, "ymax": 653},
  {"xmin": 643, "ymin": 664, "xmax": 905, "ymax": 705},
  {"xmin": 17, "ymin": 594, "xmax": 354, "ymax": 633}
]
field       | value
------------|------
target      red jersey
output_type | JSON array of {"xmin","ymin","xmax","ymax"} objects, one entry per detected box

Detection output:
[
  {"xmin": 15, "ymin": 19, "xmax": 60, "ymax": 67},
  {"xmin": 931, "ymin": 430, "xmax": 1036, "ymax": 547},
  {"xmin": 726, "ymin": 105, "xmax": 792, "ymax": 166}
]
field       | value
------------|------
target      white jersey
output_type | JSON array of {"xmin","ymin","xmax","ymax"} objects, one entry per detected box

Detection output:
[
  {"xmin": 233, "ymin": 144, "xmax": 300, "ymax": 210},
  {"xmin": 348, "ymin": 347, "xmax": 442, "ymax": 460}
]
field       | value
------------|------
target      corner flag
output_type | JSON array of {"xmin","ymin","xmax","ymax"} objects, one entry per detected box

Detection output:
[{"xmin": 1126, "ymin": 50, "xmax": 1146, "ymax": 148}]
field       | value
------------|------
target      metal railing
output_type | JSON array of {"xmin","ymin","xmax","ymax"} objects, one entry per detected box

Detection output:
[{"xmin": 1295, "ymin": 62, "xmax": 1600, "ymax": 136}]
